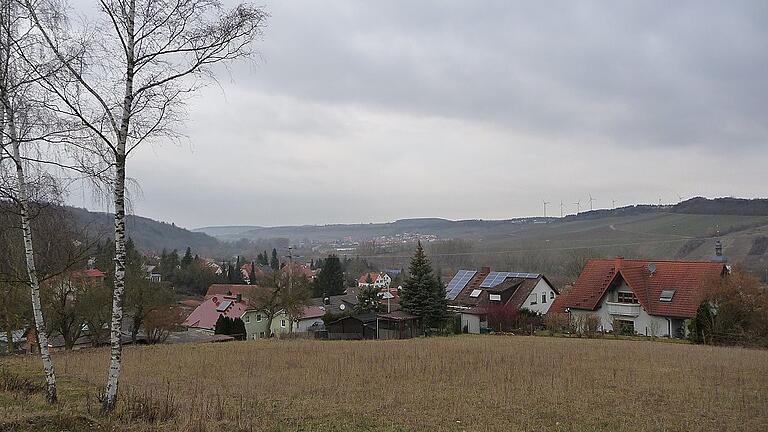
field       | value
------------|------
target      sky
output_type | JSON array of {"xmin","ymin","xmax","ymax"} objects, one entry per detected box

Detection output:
[{"xmin": 67, "ymin": 0, "xmax": 768, "ymax": 229}]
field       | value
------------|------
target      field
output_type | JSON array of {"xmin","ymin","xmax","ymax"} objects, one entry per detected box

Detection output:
[{"xmin": 1, "ymin": 336, "xmax": 768, "ymax": 431}]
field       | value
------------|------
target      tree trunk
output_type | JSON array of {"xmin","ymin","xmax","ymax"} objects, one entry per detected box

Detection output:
[
  {"xmin": 103, "ymin": 1, "xmax": 135, "ymax": 412},
  {"xmin": 7, "ymin": 111, "xmax": 57, "ymax": 403}
]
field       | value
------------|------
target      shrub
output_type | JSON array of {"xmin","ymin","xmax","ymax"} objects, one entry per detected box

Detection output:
[{"xmin": 544, "ymin": 313, "xmax": 571, "ymax": 335}]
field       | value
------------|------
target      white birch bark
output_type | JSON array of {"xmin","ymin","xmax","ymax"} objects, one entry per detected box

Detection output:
[
  {"xmin": 6, "ymin": 107, "xmax": 58, "ymax": 403},
  {"xmin": 102, "ymin": 0, "xmax": 135, "ymax": 411}
]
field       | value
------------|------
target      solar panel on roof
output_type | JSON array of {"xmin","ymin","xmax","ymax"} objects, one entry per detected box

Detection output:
[
  {"xmin": 445, "ymin": 270, "xmax": 477, "ymax": 300},
  {"xmin": 216, "ymin": 300, "xmax": 232, "ymax": 312},
  {"xmin": 480, "ymin": 271, "xmax": 540, "ymax": 288}
]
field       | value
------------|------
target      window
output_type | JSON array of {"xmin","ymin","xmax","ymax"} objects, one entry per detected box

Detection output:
[
  {"xmin": 541, "ymin": 293, "xmax": 546, "ymax": 303},
  {"xmin": 530, "ymin": 295, "xmax": 537, "ymax": 305},
  {"xmin": 259, "ymin": 331, "xmax": 265, "ymax": 338},
  {"xmin": 617, "ymin": 291, "xmax": 639, "ymax": 304},
  {"xmin": 280, "ymin": 319, "xmax": 286, "ymax": 328},
  {"xmin": 244, "ymin": 315, "xmax": 250, "ymax": 323},
  {"xmin": 489, "ymin": 294, "xmax": 501, "ymax": 302},
  {"xmin": 469, "ymin": 289, "xmax": 482, "ymax": 298},
  {"xmin": 550, "ymin": 291, "xmax": 555, "ymax": 299},
  {"xmin": 256, "ymin": 314, "xmax": 262, "ymax": 322},
  {"xmin": 659, "ymin": 290, "xmax": 675, "ymax": 302}
]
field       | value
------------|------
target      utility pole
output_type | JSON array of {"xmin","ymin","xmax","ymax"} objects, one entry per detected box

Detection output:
[{"xmin": 287, "ymin": 246, "xmax": 293, "ymax": 296}]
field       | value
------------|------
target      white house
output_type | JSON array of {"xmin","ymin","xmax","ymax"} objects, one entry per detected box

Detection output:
[
  {"xmin": 446, "ymin": 268, "xmax": 559, "ymax": 334},
  {"xmin": 558, "ymin": 257, "xmax": 727, "ymax": 337},
  {"xmin": 358, "ymin": 272, "xmax": 391, "ymax": 289}
]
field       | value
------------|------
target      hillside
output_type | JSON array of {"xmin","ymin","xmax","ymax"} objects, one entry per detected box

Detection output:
[{"xmin": 67, "ymin": 207, "xmax": 219, "ymax": 254}]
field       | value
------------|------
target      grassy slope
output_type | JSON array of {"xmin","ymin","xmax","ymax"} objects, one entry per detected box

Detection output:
[{"xmin": 2, "ymin": 336, "xmax": 767, "ymax": 432}]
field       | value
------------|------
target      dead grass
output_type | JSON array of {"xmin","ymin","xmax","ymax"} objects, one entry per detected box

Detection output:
[{"xmin": 2, "ymin": 335, "xmax": 768, "ymax": 431}]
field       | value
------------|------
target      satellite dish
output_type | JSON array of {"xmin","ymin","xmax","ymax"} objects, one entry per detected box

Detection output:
[
  {"xmin": 339, "ymin": 304, "xmax": 346, "ymax": 311},
  {"xmin": 647, "ymin": 263, "xmax": 657, "ymax": 274}
]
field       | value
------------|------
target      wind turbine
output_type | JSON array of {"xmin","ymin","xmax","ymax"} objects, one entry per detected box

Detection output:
[
  {"xmin": 588, "ymin": 193, "xmax": 596, "ymax": 211},
  {"xmin": 559, "ymin": 200, "xmax": 564, "ymax": 218},
  {"xmin": 543, "ymin": 200, "xmax": 550, "ymax": 217},
  {"xmin": 574, "ymin": 199, "xmax": 581, "ymax": 214},
  {"xmin": 612, "ymin": 199, "xmax": 616, "ymax": 208}
]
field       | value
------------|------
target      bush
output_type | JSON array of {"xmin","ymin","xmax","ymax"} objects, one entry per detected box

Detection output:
[
  {"xmin": 544, "ymin": 313, "xmax": 571, "ymax": 335},
  {"xmin": 574, "ymin": 313, "xmax": 600, "ymax": 338}
]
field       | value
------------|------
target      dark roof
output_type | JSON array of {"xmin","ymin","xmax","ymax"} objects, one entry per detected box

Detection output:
[
  {"xmin": 327, "ymin": 313, "xmax": 378, "ymax": 326},
  {"xmin": 205, "ymin": 284, "xmax": 265, "ymax": 297},
  {"xmin": 563, "ymin": 258, "xmax": 726, "ymax": 318},
  {"xmin": 377, "ymin": 311, "xmax": 418, "ymax": 321},
  {"xmin": 309, "ymin": 293, "xmax": 359, "ymax": 314}
]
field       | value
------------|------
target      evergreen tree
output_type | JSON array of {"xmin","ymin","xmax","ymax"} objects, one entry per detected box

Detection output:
[
  {"xmin": 355, "ymin": 285, "xmax": 381, "ymax": 314},
  {"xmin": 261, "ymin": 250, "xmax": 269, "ymax": 266},
  {"xmin": 232, "ymin": 318, "xmax": 247, "ymax": 340},
  {"xmin": 181, "ymin": 247, "xmax": 193, "ymax": 269},
  {"xmin": 249, "ymin": 261, "xmax": 257, "ymax": 285},
  {"xmin": 400, "ymin": 242, "xmax": 448, "ymax": 334},
  {"xmin": 270, "ymin": 248, "xmax": 279, "ymax": 271},
  {"xmin": 214, "ymin": 315, "xmax": 228, "ymax": 334},
  {"xmin": 313, "ymin": 254, "xmax": 345, "ymax": 296}
]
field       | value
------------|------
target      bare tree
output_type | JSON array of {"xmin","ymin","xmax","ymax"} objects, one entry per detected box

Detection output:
[
  {"xmin": 0, "ymin": 0, "xmax": 62, "ymax": 403},
  {"xmin": 23, "ymin": 0, "xmax": 267, "ymax": 411}
]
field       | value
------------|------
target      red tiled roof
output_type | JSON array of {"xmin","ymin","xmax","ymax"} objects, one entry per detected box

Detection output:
[
  {"xmin": 563, "ymin": 258, "xmax": 726, "ymax": 318},
  {"xmin": 299, "ymin": 306, "xmax": 326, "ymax": 319},
  {"xmin": 547, "ymin": 291, "xmax": 570, "ymax": 315},
  {"xmin": 182, "ymin": 295, "xmax": 249, "ymax": 330},
  {"xmin": 358, "ymin": 272, "xmax": 381, "ymax": 284},
  {"xmin": 206, "ymin": 284, "xmax": 262, "ymax": 297}
]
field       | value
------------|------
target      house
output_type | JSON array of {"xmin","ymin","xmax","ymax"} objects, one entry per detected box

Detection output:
[
  {"xmin": 241, "ymin": 305, "xmax": 326, "ymax": 339},
  {"xmin": 358, "ymin": 272, "xmax": 391, "ymax": 289},
  {"xmin": 309, "ymin": 293, "xmax": 359, "ymax": 315},
  {"xmin": 144, "ymin": 265, "xmax": 162, "ymax": 283},
  {"xmin": 239, "ymin": 262, "xmax": 273, "ymax": 284},
  {"xmin": 182, "ymin": 294, "xmax": 250, "ymax": 332},
  {"xmin": 205, "ymin": 284, "xmax": 262, "ymax": 297},
  {"xmin": 445, "ymin": 267, "xmax": 559, "ymax": 333},
  {"xmin": 559, "ymin": 257, "xmax": 727, "ymax": 337}
]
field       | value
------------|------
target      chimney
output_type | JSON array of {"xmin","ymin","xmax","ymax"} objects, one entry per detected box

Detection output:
[{"xmin": 614, "ymin": 256, "xmax": 624, "ymax": 271}]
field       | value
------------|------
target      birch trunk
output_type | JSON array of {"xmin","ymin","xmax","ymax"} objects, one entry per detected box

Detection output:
[
  {"xmin": 102, "ymin": 0, "xmax": 135, "ymax": 412},
  {"xmin": 7, "ymin": 109, "xmax": 58, "ymax": 403}
]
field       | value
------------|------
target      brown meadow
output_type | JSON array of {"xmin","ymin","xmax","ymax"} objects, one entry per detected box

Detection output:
[{"xmin": 2, "ymin": 335, "xmax": 768, "ymax": 431}]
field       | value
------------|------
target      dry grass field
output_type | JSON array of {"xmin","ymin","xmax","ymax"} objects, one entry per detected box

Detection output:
[{"xmin": 2, "ymin": 335, "xmax": 768, "ymax": 431}]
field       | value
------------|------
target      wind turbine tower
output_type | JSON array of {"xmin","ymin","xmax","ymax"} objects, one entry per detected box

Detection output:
[
  {"xmin": 588, "ymin": 193, "xmax": 596, "ymax": 211},
  {"xmin": 543, "ymin": 200, "xmax": 550, "ymax": 217},
  {"xmin": 574, "ymin": 200, "xmax": 581, "ymax": 214},
  {"xmin": 559, "ymin": 200, "xmax": 564, "ymax": 218}
]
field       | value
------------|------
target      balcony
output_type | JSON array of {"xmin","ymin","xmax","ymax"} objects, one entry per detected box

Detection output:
[{"xmin": 606, "ymin": 301, "xmax": 641, "ymax": 317}]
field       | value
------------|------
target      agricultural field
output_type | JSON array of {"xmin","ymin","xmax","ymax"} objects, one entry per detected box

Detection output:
[{"xmin": 1, "ymin": 335, "xmax": 767, "ymax": 432}]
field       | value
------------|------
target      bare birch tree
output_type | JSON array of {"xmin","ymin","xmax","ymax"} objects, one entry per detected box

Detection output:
[
  {"xmin": 0, "ymin": 0, "xmax": 62, "ymax": 403},
  {"xmin": 23, "ymin": 0, "xmax": 267, "ymax": 411}
]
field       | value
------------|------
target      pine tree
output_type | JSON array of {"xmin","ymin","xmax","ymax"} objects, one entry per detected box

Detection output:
[
  {"xmin": 313, "ymin": 254, "xmax": 345, "ymax": 296},
  {"xmin": 270, "ymin": 248, "xmax": 279, "ymax": 271},
  {"xmin": 249, "ymin": 261, "xmax": 257, "ymax": 285},
  {"xmin": 181, "ymin": 247, "xmax": 193, "ymax": 269},
  {"xmin": 400, "ymin": 242, "xmax": 448, "ymax": 334}
]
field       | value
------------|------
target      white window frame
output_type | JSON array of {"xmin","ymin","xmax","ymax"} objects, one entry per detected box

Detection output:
[
  {"xmin": 280, "ymin": 319, "xmax": 286, "ymax": 328},
  {"xmin": 469, "ymin": 289, "xmax": 482, "ymax": 298},
  {"xmin": 489, "ymin": 294, "xmax": 501, "ymax": 302},
  {"xmin": 244, "ymin": 315, "xmax": 250, "ymax": 323},
  {"xmin": 256, "ymin": 314, "xmax": 262, "ymax": 322}
]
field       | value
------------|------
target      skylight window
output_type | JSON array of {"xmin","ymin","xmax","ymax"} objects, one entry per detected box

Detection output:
[
  {"xmin": 659, "ymin": 290, "xmax": 675, "ymax": 302},
  {"xmin": 469, "ymin": 289, "xmax": 482, "ymax": 298},
  {"xmin": 489, "ymin": 294, "xmax": 501, "ymax": 302}
]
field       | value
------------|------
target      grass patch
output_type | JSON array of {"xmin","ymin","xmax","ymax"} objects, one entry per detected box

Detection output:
[{"xmin": 2, "ymin": 336, "xmax": 767, "ymax": 431}]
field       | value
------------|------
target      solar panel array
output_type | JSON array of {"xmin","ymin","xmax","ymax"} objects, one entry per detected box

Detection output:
[
  {"xmin": 445, "ymin": 270, "xmax": 477, "ymax": 300},
  {"xmin": 480, "ymin": 272, "xmax": 540, "ymax": 288},
  {"xmin": 216, "ymin": 300, "xmax": 232, "ymax": 312}
]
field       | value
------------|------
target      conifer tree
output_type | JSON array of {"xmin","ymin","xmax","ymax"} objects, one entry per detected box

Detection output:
[
  {"xmin": 181, "ymin": 247, "xmax": 193, "ymax": 269},
  {"xmin": 313, "ymin": 254, "xmax": 345, "ymax": 296},
  {"xmin": 270, "ymin": 248, "xmax": 279, "ymax": 271},
  {"xmin": 400, "ymin": 242, "xmax": 448, "ymax": 333}
]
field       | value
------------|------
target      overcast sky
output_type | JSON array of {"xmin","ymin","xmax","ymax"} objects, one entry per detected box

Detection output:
[{"xmin": 67, "ymin": 1, "xmax": 768, "ymax": 229}]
